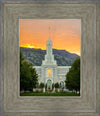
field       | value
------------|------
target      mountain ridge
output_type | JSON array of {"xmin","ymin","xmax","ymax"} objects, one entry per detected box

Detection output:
[{"xmin": 20, "ymin": 47, "xmax": 79, "ymax": 66}]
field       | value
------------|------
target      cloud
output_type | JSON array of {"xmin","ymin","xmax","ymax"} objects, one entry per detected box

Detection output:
[{"xmin": 20, "ymin": 19, "xmax": 81, "ymax": 55}]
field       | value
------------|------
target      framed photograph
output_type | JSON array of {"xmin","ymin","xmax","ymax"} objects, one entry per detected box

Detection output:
[
  {"xmin": 20, "ymin": 19, "xmax": 81, "ymax": 96},
  {"xmin": 1, "ymin": 1, "xmax": 99, "ymax": 115}
]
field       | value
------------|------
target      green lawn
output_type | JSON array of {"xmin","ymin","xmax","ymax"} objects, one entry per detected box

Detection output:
[{"xmin": 20, "ymin": 92, "xmax": 80, "ymax": 96}]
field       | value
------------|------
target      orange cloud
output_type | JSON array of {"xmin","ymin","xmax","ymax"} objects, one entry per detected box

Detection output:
[{"xmin": 20, "ymin": 19, "xmax": 81, "ymax": 55}]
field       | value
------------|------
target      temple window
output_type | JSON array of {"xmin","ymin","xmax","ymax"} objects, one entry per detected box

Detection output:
[{"xmin": 47, "ymin": 68, "xmax": 52, "ymax": 77}]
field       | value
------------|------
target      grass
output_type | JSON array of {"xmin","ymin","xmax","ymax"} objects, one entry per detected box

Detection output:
[{"xmin": 20, "ymin": 92, "xmax": 80, "ymax": 96}]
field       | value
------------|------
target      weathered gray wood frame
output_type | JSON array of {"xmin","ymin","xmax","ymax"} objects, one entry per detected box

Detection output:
[{"xmin": 1, "ymin": 1, "xmax": 99, "ymax": 115}]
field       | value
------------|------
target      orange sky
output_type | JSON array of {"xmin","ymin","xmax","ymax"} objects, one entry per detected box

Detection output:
[{"xmin": 20, "ymin": 19, "xmax": 81, "ymax": 55}]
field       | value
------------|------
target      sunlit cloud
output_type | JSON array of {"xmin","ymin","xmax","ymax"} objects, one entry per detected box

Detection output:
[{"xmin": 20, "ymin": 19, "xmax": 81, "ymax": 55}]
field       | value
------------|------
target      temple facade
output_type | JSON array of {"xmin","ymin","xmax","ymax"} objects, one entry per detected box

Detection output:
[{"xmin": 34, "ymin": 27, "xmax": 71, "ymax": 89}]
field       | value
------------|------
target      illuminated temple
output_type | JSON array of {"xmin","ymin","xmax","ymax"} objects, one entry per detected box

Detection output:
[{"xmin": 34, "ymin": 27, "xmax": 71, "ymax": 90}]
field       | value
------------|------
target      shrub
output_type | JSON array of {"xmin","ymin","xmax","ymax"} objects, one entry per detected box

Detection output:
[
  {"xmin": 55, "ymin": 82, "xmax": 60, "ymax": 88},
  {"xmin": 39, "ymin": 82, "xmax": 44, "ymax": 88}
]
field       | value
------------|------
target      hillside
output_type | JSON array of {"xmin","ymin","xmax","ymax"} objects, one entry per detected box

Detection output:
[{"xmin": 20, "ymin": 47, "xmax": 79, "ymax": 66}]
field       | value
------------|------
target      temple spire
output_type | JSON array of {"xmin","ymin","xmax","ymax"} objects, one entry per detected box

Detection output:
[
  {"xmin": 42, "ymin": 25, "xmax": 57, "ymax": 65},
  {"xmin": 49, "ymin": 25, "xmax": 50, "ymax": 40}
]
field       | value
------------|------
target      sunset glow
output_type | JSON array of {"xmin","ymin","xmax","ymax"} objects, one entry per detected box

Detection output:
[
  {"xmin": 20, "ymin": 19, "xmax": 81, "ymax": 55},
  {"xmin": 20, "ymin": 44, "xmax": 45, "ymax": 50}
]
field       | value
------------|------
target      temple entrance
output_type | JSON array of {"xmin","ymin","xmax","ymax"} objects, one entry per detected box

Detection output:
[
  {"xmin": 47, "ymin": 79, "xmax": 52, "ymax": 90},
  {"xmin": 60, "ymin": 81, "xmax": 64, "ymax": 89}
]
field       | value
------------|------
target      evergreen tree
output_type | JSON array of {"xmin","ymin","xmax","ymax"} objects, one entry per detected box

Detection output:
[
  {"xmin": 20, "ymin": 52, "xmax": 38, "ymax": 91},
  {"xmin": 65, "ymin": 57, "xmax": 80, "ymax": 93}
]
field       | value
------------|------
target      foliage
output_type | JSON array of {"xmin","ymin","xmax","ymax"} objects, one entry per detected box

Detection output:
[
  {"xmin": 55, "ymin": 82, "xmax": 60, "ymax": 88},
  {"xmin": 20, "ymin": 92, "xmax": 80, "ymax": 96},
  {"xmin": 39, "ymin": 82, "xmax": 44, "ymax": 88},
  {"xmin": 20, "ymin": 51, "xmax": 24, "ymax": 67},
  {"xmin": 20, "ymin": 52, "xmax": 38, "ymax": 91},
  {"xmin": 52, "ymin": 83, "xmax": 54, "ymax": 89},
  {"xmin": 65, "ymin": 57, "xmax": 80, "ymax": 93}
]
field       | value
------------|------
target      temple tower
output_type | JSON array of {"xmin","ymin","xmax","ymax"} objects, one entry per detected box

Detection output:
[
  {"xmin": 41, "ymin": 26, "xmax": 57, "ymax": 90},
  {"xmin": 42, "ymin": 25, "xmax": 57, "ymax": 65}
]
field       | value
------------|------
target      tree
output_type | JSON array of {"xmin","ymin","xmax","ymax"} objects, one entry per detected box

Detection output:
[
  {"xmin": 20, "ymin": 52, "xmax": 24, "ymax": 67},
  {"xmin": 55, "ymin": 82, "xmax": 59, "ymax": 88},
  {"xmin": 30, "ymin": 64, "xmax": 38, "ymax": 89},
  {"xmin": 20, "ymin": 52, "xmax": 38, "ymax": 91},
  {"xmin": 39, "ymin": 82, "xmax": 44, "ymax": 88},
  {"xmin": 65, "ymin": 57, "xmax": 80, "ymax": 94},
  {"xmin": 52, "ymin": 83, "xmax": 54, "ymax": 89}
]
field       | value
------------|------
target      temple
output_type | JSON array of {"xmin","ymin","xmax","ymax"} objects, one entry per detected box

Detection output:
[{"xmin": 34, "ymin": 26, "xmax": 71, "ymax": 90}]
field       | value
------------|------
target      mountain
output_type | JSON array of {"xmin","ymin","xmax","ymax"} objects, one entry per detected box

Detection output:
[{"xmin": 20, "ymin": 47, "xmax": 79, "ymax": 66}]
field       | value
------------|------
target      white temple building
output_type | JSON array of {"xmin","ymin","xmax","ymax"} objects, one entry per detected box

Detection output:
[{"xmin": 34, "ymin": 27, "xmax": 71, "ymax": 90}]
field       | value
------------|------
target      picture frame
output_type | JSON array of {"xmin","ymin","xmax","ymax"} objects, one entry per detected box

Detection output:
[{"xmin": 1, "ymin": 1, "xmax": 100, "ymax": 115}]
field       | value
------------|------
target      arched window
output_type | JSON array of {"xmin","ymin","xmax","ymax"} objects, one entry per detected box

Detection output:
[{"xmin": 47, "ymin": 68, "xmax": 52, "ymax": 77}]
